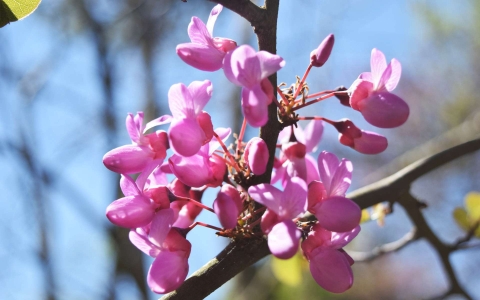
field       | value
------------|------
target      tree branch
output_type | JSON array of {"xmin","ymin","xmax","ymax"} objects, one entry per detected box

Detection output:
[{"xmin": 209, "ymin": 0, "xmax": 264, "ymax": 26}]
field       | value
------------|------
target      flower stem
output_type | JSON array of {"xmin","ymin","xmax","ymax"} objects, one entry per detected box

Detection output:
[
  {"xmin": 291, "ymin": 92, "xmax": 334, "ymax": 111},
  {"xmin": 213, "ymin": 132, "xmax": 241, "ymax": 172},
  {"xmin": 292, "ymin": 63, "xmax": 313, "ymax": 100},
  {"xmin": 174, "ymin": 195, "xmax": 215, "ymax": 213},
  {"xmin": 188, "ymin": 221, "xmax": 223, "ymax": 232},
  {"xmin": 236, "ymin": 117, "xmax": 248, "ymax": 158}
]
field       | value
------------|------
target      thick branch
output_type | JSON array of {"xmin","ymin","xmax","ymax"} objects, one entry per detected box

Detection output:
[{"xmin": 210, "ymin": 0, "xmax": 264, "ymax": 25}]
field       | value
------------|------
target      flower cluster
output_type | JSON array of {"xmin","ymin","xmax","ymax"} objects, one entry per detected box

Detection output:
[{"xmin": 102, "ymin": 4, "xmax": 409, "ymax": 295}]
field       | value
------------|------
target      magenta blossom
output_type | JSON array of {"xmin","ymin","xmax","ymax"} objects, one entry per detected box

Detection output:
[
  {"xmin": 168, "ymin": 127, "xmax": 230, "ymax": 188},
  {"xmin": 302, "ymin": 224, "xmax": 360, "ymax": 293},
  {"xmin": 176, "ymin": 4, "xmax": 237, "ymax": 71},
  {"xmin": 223, "ymin": 45, "xmax": 285, "ymax": 127},
  {"xmin": 308, "ymin": 151, "xmax": 361, "ymax": 233},
  {"xmin": 248, "ymin": 177, "xmax": 307, "ymax": 259},
  {"xmin": 273, "ymin": 120, "xmax": 324, "ymax": 186},
  {"xmin": 167, "ymin": 80, "xmax": 215, "ymax": 157},
  {"xmin": 333, "ymin": 119, "xmax": 388, "ymax": 155},
  {"xmin": 349, "ymin": 48, "xmax": 409, "ymax": 128},
  {"xmin": 106, "ymin": 164, "xmax": 175, "ymax": 233},
  {"xmin": 130, "ymin": 227, "xmax": 191, "ymax": 294},
  {"xmin": 103, "ymin": 112, "xmax": 170, "ymax": 174}
]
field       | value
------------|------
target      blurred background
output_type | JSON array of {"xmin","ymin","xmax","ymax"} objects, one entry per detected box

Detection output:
[{"xmin": 1, "ymin": 0, "xmax": 479, "ymax": 299}]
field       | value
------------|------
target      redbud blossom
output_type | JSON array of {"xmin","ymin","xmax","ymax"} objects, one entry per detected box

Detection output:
[
  {"xmin": 223, "ymin": 45, "xmax": 285, "ymax": 127},
  {"xmin": 176, "ymin": 5, "xmax": 237, "ymax": 71},
  {"xmin": 302, "ymin": 224, "xmax": 360, "ymax": 293},
  {"xmin": 168, "ymin": 80, "xmax": 214, "ymax": 157},
  {"xmin": 333, "ymin": 119, "xmax": 388, "ymax": 154},
  {"xmin": 349, "ymin": 48, "xmax": 409, "ymax": 128},
  {"xmin": 249, "ymin": 177, "xmax": 308, "ymax": 259},
  {"xmin": 244, "ymin": 137, "xmax": 269, "ymax": 175},
  {"xmin": 310, "ymin": 34, "xmax": 335, "ymax": 67},
  {"xmin": 103, "ymin": 112, "xmax": 169, "ymax": 174}
]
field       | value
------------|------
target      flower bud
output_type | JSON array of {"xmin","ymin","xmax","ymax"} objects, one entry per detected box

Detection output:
[
  {"xmin": 244, "ymin": 137, "xmax": 269, "ymax": 175},
  {"xmin": 310, "ymin": 34, "xmax": 335, "ymax": 67}
]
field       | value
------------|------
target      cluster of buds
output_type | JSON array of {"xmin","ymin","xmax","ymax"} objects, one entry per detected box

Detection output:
[{"xmin": 102, "ymin": 4, "xmax": 409, "ymax": 294}]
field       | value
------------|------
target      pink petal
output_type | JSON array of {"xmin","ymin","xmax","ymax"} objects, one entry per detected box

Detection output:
[
  {"xmin": 176, "ymin": 43, "xmax": 224, "ymax": 72},
  {"xmin": 207, "ymin": 155, "xmax": 227, "ymax": 187},
  {"xmin": 261, "ymin": 209, "xmax": 279, "ymax": 234},
  {"xmin": 328, "ymin": 159, "xmax": 353, "ymax": 196},
  {"xmin": 241, "ymin": 85, "xmax": 269, "ymax": 127},
  {"xmin": 223, "ymin": 45, "xmax": 258, "ymax": 87},
  {"xmin": 147, "ymin": 251, "xmax": 189, "ymax": 294},
  {"xmin": 256, "ymin": 50, "xmax": 285, "ymax": 80},
  {"xmin": 207, "ymin": 127, "xmax": 231, "ymax": 156},
  {"xmin": 196, "ymin": 111, "xmax": 214, "ymax": 144},
  {"xmin": 349, "ymin": 79, "xmax": 373, "ymax": 111},
  {"xmin": 305, "ymin": 154, "xmax": 320, "ymax": 185},
  {"xmin": 318, "ymin": 151, "xmax": 340, "ymax": 195},
  {"xmin": 268, "ymin": 220, "xmax": 301, "ymax": 259},
  {"xmin": 106, "ymin": 195, "xmax": 154, "ymax": 228},
  {"xmin": 188, "ymin": 16, "xmax": 212, "ymax": 45},
  {"xmin": 213, "ymin": 192, "xmax": 239, "ymax": 229},
  {"xmin": 188, "ymin": 80, "xmax": 213, "ymax": 114},
  {"xmin": 103, "ymin": 145, "xmax": 154, "ymax": 174},
  {"xmin": 168, "ymin": 83, "xmax": 193, "ymax": 119},
  {"xmin": 309, "ymin": 248, "xmax": 353, "ymax": 293},
  {"xmin": 385, "ymin": 58, "xmax": 402, "ymax": 92},
  {"xmin": 168, "ymin": 154, "xmax": 212, "ymax": 188},
  {"xmin": 137, "ymin": 160, "xmax": 163, "ymax": 191},
  {"xmin": 244, "ymin": 137, "xmax": 269, "ymax": 175},
  {"xmin": 129, "ymin": 229, "xmax": 161, "ymax": 257},
  {"xmin": 169, "ymin": 118, "xmax": 205, "ymax": 157},
  {"xmin": 303, "ymin": 120, "xmax": 324, "ymax": 153},
  {"xmin": 370, "ymin": 48, "xmax": 387, "ymax": 86},
  {"xmin": 221, "ymin": 184, "xmax": 243, "ymax": 212},
  {"xmin": 206, "ymin": 4, "xmax": 222, "ymax": 36},
  {"xmin": 357, "ymin": 92, "xmax": 409, "ymax": 128},
  {"xmin": 358, "ymin": 72, "xmax": 372, "ymax": 81},
  {"xmin": 120, "ymin": 174, "xmax": 140, "ymax": 196},
  {"xmin": 144, "ymin": 115, "xmax": 173, "ymax": 133},
  {"xmin": 281, "ymin": 177, "xmax": 308, "ymax": 219},
  {"xmin": 248, "ymin": 183, "xmax": 284, "ymax": 215},
  {"xmin": 331, "ymin": 225, "xmax": 361, "ymax": 249},
  {"xmin": 162, "ymin": 229, "xmax": 192, "ymax": 254},
  {"xmin": 284, "ymin": 157, "xmax": 307, "ymax": 186},
  {"xmin": 148, "ymin": 209, "xmax": 175, "ymax": 247},
  {"xmin": 126, "ymin": 113, "xmax": 141, "ymax": 143},
  {"xmin": 314, "ymin": 196, "xmax": 361, "ymax": 232},
  {"xmin": 301, "ymin": 223, "xmax": 332, "ymax": 255},
  {"xmin": 352, "ymin": 131, "xmax": 388, "ymax": 154},
  {"xmin": 307, "ymin": 180, "xmax": 326, "ymax": 213}
]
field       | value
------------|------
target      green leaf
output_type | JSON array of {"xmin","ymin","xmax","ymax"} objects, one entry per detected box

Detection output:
[
  {"xmin": 271, "ymin": 254, "xmax": 303, "ymax": 287},
  {"xmin": 465, "ymin": 192, "xmax": 480, "ymax": 221},
  {"xmin": 0, "ymin": 0, "xmax": 41, "ymax": 28}
]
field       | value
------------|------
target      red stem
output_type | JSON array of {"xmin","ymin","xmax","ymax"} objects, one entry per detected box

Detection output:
[
  {"xmin": 292, "ymin": 63, "xmax": 313, "ymax": 100},
  {"xmin": 175, "ymin": 195, "xmax": 215, "ymax": 213},
  {"xmin": 236, "ymin": 117, "xmax": 248, "ymax": 157},
  {"xmin": 188, "ymin": 221, "xmax": 224, "ymax": 232},
  {"xmin": 291, "ymin": 92, "xmax": 335, "ymax": 111},
  {"xmin": 213, "ymin": 132, "xmax": 241, "ymax": 172}
]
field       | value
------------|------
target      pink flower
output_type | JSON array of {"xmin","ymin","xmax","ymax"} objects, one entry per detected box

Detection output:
[
  {"xmin": 310, "ymin": 34, "xmax": 335, "ymax": 67},
  {"xmin": 349, "ymin": 48, "xmax": 409, "ymax": 128},
  {"xmin": 223, "ymin": 45, "xmax": 285, "ymax": 127},
  {"xmin": 103, "ymin": 112, "xmax": 170, "ymax": 174},
  {"xmin": 130, "ymin": 227, "xmax": 191, "ymax": 294},
  {"xmin": 302, "ymin": 224, "xmax": 360, "ymax": 293},
  {"xmin": 106, "ymin": 164, "xmax": 175, "ymax": 231},
  {"xmin": 248, "ymin": 177, "xmax": 307, "ymax": 259},
  {"xmin": 168, "ymin": 80, "xmax": 214, "ymax": 157},
  {"xmin": 333, "ymin": 119, "xmax": 388, "ymax": 154},
  {"xmin": 168, "ymin": 128, "xmax": 230, "ymax": 187},
  {"xmin": 176, "ymin": 4, "xmax": 237, "ymax": 71},
  {"xmin": 273, "ymin": 121, "xmax": 324, "ymax": 186},
  {"xmin": 308, "ymin": 151, "xmax": 361, "ymax": 232}
]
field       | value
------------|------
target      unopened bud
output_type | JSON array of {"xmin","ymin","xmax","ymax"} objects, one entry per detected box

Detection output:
[
  {"xmin": 334, "ymin": 86, "xmax": 350, "ymax": 107},
  {"xmin": 310, "ymin": 34, "xmax": 335, "ymax": 67}
]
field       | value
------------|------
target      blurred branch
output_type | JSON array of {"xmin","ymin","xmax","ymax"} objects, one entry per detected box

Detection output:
[{"xmin": 348, "ymin": 228, "xmax": 418, "ymax": 262}]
